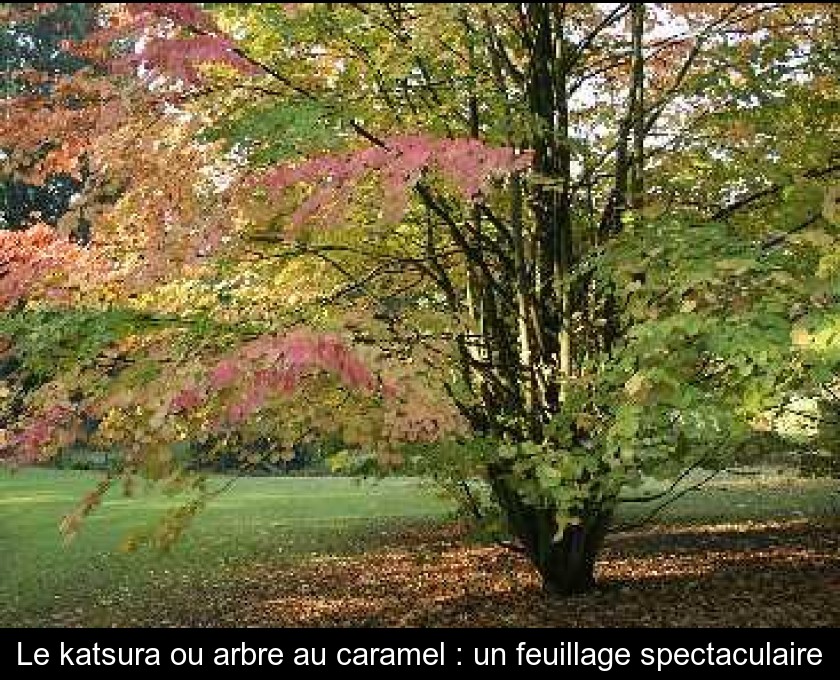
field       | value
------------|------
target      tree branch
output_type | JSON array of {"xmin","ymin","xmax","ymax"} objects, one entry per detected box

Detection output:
[
  {"xmin": 712, "ymin": 164, "xmax": 840, "ymax": 221},
  {"xmin": 613, "ymin": 469, "xmax": 722, "ymax": 531}
]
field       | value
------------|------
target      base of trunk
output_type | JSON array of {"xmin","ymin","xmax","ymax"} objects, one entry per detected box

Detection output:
[
  {"xmin": 490, "ymin": 472, "xmax": 613, "ymax": 596},
  {"xmin": 490, "ymin": 470, "xmax": 612, "ymax": 596},
  {"xmin": 535, "ymin": 513, "xmax": 611, "ymax": 596}
]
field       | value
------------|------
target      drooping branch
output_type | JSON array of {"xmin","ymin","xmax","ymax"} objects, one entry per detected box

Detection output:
[
  {"xmin": 613, "ymin": 469, "xmax": 722, "ymax": 532},
  {"xmin": 712, "ymin": 164, "xmax": 840, "ymax": 221}
]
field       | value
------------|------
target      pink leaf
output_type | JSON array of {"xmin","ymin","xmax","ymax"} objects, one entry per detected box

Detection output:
[
  {"xmin": 170, "ymin": 387, "xmax": 203, "ymax": 413},
  {"xmin": 256, "ymin": 135, "xmax": 532, "ymax": 231},
  {"xmin": 209, "ymin": 359, "xmax": 238, "ymax": 389}
]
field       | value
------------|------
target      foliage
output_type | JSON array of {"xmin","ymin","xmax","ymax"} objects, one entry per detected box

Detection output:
[
  {"xmin": 1, "ymin": 2, "xmax": 838, "ymax": 594},
  {"xmin": 0, "ymin": 3, "xmax": 95, "ymax": 229}
]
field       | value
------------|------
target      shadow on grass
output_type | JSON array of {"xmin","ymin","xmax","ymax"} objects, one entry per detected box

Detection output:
[
  {"xmin": 167, "ymin": 518, "xmax": 839, "ymax": 628},
  {"xmin": 17, "ymin": 519, "xmax": 838, "ymax": 628}
]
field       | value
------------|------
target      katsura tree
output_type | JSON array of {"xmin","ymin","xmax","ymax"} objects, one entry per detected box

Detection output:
[{"xmin": 1, "ymin": 3, "xmax": 838, "ymax": 594}]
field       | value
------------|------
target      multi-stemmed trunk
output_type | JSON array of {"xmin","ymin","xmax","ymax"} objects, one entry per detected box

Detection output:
[
  {"xmin": 490, "ymin": 472, "xmax": 613, "ymax": 595},
  {"xmin": 448, "ymin": 4, "xmax": 647, "ymax": 595}
]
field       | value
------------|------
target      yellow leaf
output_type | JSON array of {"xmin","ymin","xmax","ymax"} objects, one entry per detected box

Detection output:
[
  {"xmin": 624, "ymin": 372, "xmax": 652, "ymax": 403},
  {"xmin": 823, "ymin": 184, "xmax": 840, "ymax": 226},
  {"xmin": 574, "ymin": 412, "xmax": 598, "ymax": 433},
  {"xmin": 791, "ymin": 327, "xmax": 811, "ymax": 347},
  {"xmin": 715, "ymin": 258, "xmax": 752, "ymax": 274},
  {"xmin": 790, "ymin": 229, "xmax": 834, "ymax": 248}
]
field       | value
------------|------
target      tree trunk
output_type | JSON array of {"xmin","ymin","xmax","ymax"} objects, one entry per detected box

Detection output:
[
  {"xmin": 630, "ymin": 3, "xmax": 646, "ymax": 211},
  {"xmin": 491, "ymin": 472, "xmax": 612, "ymax": 595},
  {"xmin": 535, "ymin": 511, "xmax": 612, "ymax": 595}
]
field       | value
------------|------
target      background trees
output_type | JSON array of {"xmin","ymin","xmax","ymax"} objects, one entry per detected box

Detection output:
[
  {"xmin": 1, "ymin": 3, "xmax": 838, "ymax": 595},
  {"xmin": 1, "ymin": 3, "xmax": 99, "ymax": 231}
]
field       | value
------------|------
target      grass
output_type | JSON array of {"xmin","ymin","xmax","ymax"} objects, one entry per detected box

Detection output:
[
  {"xmin": 614, "ymin": 469, "xmax": 839, "ymax": 527},
  {"xmin": 0, "ymin": 467, "xmax": 837, "ymax": 627},
  {"xmin": 0, "ymin": 468, "xmax": 452, "ymax": 626}
]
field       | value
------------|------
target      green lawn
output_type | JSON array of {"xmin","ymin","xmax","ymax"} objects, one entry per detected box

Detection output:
[
  {"xmin": 1, "ymin": 467, "xmax": 837, "ymax": 626},
  {"xmin": 0, "ymin": 469, "xmax": 452, "ymax": 626}
]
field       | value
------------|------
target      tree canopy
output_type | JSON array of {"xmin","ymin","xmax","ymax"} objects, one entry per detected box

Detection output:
[{"xmin": 1, "ymin": 2, "xmax": 838, "ymax": 594}]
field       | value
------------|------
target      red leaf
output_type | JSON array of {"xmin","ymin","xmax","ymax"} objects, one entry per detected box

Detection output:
[{"xmin": 257, "ymin": 135, "xmax": 532, "ymax": 231}]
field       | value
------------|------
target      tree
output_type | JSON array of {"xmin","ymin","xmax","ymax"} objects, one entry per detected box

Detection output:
[
  {"xmin": 1, "ymin": 3, "xmax": 838, "ymax": 594},
  {"xmin": 1, "ymin": 3, "xmax": 100, "ymax": 231}
]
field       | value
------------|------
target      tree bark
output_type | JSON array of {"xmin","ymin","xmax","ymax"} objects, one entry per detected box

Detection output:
[
  {"xmin": 630, "ymin": 3, "xmax": 646, "ymax": 211},
  {"xmin": 537, "ymin": 511, "xmax": 612, "ymax": 595},
  {"xmin": 490, "ymin": 471, "xmax": 612, "ymax": 595}
]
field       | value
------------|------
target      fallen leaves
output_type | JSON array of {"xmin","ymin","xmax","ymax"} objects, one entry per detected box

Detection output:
[{"xmin": 28, "ymin": 518, "xmax": 840, "ymax": 628}]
